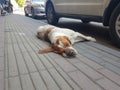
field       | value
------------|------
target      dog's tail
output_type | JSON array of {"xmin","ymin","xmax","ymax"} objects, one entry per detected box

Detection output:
[{"xmin": 38, "ymin": 47, "xmax": 54, "ymax": 54}]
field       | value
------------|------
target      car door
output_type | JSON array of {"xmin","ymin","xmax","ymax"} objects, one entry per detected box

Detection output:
[{"xmin": 53, "ymin": 0, "xmax": 108, "ymax": 16}]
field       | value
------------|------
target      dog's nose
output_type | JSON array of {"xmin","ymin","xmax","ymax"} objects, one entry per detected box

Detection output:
[{"xmin": 67, "ymin": 50, "xmax": 77, "ymax": 57}]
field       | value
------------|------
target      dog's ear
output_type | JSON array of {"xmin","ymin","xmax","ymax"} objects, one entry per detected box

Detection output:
[
  {"xmin": 63, "ymin": 36, "xmax": 71, "ymax": 44},
  {"xmin": 51, "ymin": 44, "xmax": 65, "ymax": 54},
  {"xmin": 38, "ymin": 47, "xmax": 54, "ymax": 54}
]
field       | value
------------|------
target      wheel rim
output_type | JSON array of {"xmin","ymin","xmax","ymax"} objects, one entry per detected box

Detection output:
[
  {"xmin": 115, "ymin": 14, "xmax": 120, "ymax": 38},
  {"xmin": 47, "ymin": 5, "xmax": 54, "ymax": 23}
]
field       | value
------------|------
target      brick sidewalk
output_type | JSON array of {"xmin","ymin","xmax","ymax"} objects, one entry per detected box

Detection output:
[
  {"xmin": 1, "ymin": 14, "xmax": 120, "ymax": 90},
  {"xmin": 0, "ymin": 16, "xmax": 5, "ymax": 90}
]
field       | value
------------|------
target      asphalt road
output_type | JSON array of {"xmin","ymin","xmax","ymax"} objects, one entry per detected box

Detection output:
[{"xmin": 34, "ymin": 17, "xmax": 120, "ymax": 51}]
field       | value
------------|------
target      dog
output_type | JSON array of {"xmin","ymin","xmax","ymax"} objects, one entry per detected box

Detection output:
[{"xmin": 36, "ymin": 25, "xmax": 96, "ymax": 57}]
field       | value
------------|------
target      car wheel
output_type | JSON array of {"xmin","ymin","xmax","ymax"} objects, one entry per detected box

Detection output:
[
  {"xmin": 109, "ymin": 3, "xmax": 120, "ymax": 47},
  {"xmin": 46, "ymin": 2, "xmax": 59, "ymax": 25},
  {"xmin": 24, "ymin": 8, "xmax": 28, "ymax": 16},
  {"xmin": 25, "ymin": 12, "xmax": 28, "ymax": 16},
  {"xmin": 31, "ymin": 8, "xmax": 35, "ymax": 18}
]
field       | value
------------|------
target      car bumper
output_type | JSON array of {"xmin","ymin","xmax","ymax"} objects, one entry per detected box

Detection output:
[{"xmin": 34, "ymin": 8, "xmax": 45, "ymax": 16}]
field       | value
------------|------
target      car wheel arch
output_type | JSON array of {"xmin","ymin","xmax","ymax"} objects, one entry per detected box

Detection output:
[
  {"xmin": 103, "ymin": 0, "xmax": 120, "ymax": 26},
  {"xmin": 46, "ymin": 0, "xmax": 55, "ymax": 13}
]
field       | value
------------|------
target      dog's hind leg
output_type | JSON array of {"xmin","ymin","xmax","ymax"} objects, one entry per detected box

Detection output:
[{"xmin": 76, "ymin": 32, "xmax": 96, "ymax": 42}]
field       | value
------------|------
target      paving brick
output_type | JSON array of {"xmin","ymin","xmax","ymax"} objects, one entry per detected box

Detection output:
[
  {"xmin": 56, "ymin": 67, "xmax": 81, "ymax": 90},
  {"xmin": 29, "ymin": 52, "xmax": 46, "ymax": 71},
  {"xmin": 13, "ymin": 43, "xmax": 21, "ymax": 54},
  {"xmin": 74, "ymin": 62, "xmax": 104, "ymax": 81},
  {"xmin": 38, "ymin": 54, "xmax": 54, "ymax": 69},
  {"xmin": 85, "ymin": 42, "xmax": 120, "ymax": 58},
  {"xmin": 31, "ymin": 72, "xmax": 47, "ymax": 90},
  {"xmin": 96, "ymin": 78, "xmax": 120, "ymax": 90},
  {"xmin": 40, "ymin": 70, "xmax": 60, "ymax": 90},
  {"xmin": 103, "ymin": 62, "xmax": 120, "ymax": 75},
  {"xmin": 16, "ymin": 53, "xmax": 28, "ymax": 75},
  {"xmin": 21, "ymin": 74, "xmax": 35, "ymax": 90},
  {"xmin": 5, "ymin": 79, "xmax": 8, "ymax": 90},
  {"xmin": 0, "ymin": 57, "xmax": 4, "ymax": 71},
  {"xmin": 69, "ymin": 70, "xmax": 102, "ymax": 90},
  {"xmin": 0, "ymin": 74, "xmax": 4, "ymax": 90},
  {"xmin": 49, "ymin": 54, "xmax": 77, "ymax": 73},
  {"xmin": 99, "ymin": 68, "xmax": 120, "ymax": 85},
  {"xmin": 77, "ymin": 54, "xmax": 104, "ymax": 70},
  {"xmin": 9, "ymin": 76, "xmax": 22, "ymax": 90},
  {"xmin": 8, "ymin": 45, "xmax": 18, "ymax": 77},
  {"xmin": 48, "ymin": 68, "xmax": 72, "ymax": 90},
  {"xmin": 0, "ymin": 48, "xmax": 4, "ymax": 57},
  {"xmin": 22, "ymin": 52, "xmax": 37, "ymax": 73}
]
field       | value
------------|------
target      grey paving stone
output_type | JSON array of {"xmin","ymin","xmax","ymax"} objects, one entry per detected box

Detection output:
[
  {"xmin": 0, "ymin": 57, "xmax": 4, "ymax": 71},
  {"xmin": 69, "ymin": 70, "xmax": 103, "ymax": 90},
  {"xmin": 8, "ymin": 45, "xmax": 18, "ymax": 77},
  {"xmin": 3, "ymin": 14, "xmax": 120, "ymax": 90},
  {"xmin": 38, "ymin": 54, "xmax": 54, "ymax": 69},
  {"xmin": 96, "ymin": 78, "xmax": 120, "ymax": 90},
  {"xmin": 16, "ymin": 53, "xmax": 28, "ymax": 75},
  {"xmin": 22, "ymin": 52, "xmax": 37, "ymax": 73},
  {"xmin": 74, "ymin": 62, "xmax": 104, "ymax": 81},
  {"xmin": 0, "ymin": 73, "xmax": 4, "ymax": 90},
  {"xmin": 56, "ymin": 67, "xmax": 82, "ymax": 90},
  {"xmin": 0, "ymin": 48, "xmax": 4, "ymax": 57},
  {"xmin": 49, "ymin": 54, "xmax": 77, "ymax": 73},
  {"xmin": 29, "ymin": 51, "xmax": 46, "ymax": 71},
  {"xmin": 40, "ymin": 70, "xmax": 60, "ymax": 90},
  {"xmin": 98, "ymin": 68, "xmax": 120, "ymax": 85},
  {"xmin": 48, "ymin": 68, "xmax": 72, "ymax": 90},
  {"xmin": 31, "ymin": 72, "xmax": 47, "ymax": 90},
  {"xmin": 9, "ymin": 76, "xmax": 22, "ymax": 90},
  {"xmin": 21, "ymin": 74, "xmax": 35, "ymax": 90}
]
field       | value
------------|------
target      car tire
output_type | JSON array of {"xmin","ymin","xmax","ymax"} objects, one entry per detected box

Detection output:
[
  {"xmin": 24, "ymin": 8, "xmax": 28, "ymax": 16},
  {"xmin": 109, "ymin": 3, "xmax": 120, "ymax": 47},
  {"xmin": 46, "ymin": 2, "xmax": 59, "ymax": 25},
  {"xmin": 25, "ymin": 12, "xmax": 28, "ymax": 16},
  {"xmin": 31, "ymin": 8, "xmax": 36, "ymax": 18}
]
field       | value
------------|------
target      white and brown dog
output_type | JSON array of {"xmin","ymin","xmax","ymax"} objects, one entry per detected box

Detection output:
[{"xmin": 37, "ymin": 25, "xmax": 96, "ymax": 57}]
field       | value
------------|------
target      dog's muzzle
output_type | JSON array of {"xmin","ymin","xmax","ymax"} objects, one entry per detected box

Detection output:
[{"xmin": 65, "ymin": 47, "xmax": 77, "ymax": 57}]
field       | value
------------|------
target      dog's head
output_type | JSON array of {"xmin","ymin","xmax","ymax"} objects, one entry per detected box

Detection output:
[
  {"xmin": 54, "ymin": 36, "xmax": 77, "ymax": 57},
  {"xmin": 38, "ymin": 36, "xmax": 78, "ymax": 57}
]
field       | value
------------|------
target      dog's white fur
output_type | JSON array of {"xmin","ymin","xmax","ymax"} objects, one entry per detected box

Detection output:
[{"xmin": 37, "ymin": 25, "xmax": 96, "ymax": 57}]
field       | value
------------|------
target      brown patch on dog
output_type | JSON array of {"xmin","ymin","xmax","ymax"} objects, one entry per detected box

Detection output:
[{"xmin": 44, "ymin": 27, "xmax": 54, "ymax": 42}]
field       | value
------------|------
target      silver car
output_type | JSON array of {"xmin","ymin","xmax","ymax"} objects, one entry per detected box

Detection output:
[
  {"xmin": 45, "ymin": 0, "xmax": 120, "ymax": 47},
  {"xmin": 24, "ymin": 0, "xmax": 45, "ymax": 18}
]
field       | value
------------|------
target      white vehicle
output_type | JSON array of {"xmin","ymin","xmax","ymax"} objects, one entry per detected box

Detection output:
[
  {"xmin": 24, "ymin": 0, "xmax": 45, "ymax": 18},
  {"xmin": 45, "ymin": 0, "xmax": 120, "ymax": 47}
]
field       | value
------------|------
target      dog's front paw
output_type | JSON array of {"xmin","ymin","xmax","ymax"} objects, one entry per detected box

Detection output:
[{"xmin": 62, "ymin": 53, "xmax": 68, "ymax": 58}]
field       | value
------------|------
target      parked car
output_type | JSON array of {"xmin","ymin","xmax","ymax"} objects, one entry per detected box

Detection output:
[
  {"xmin": 24, "ymin": 0, "xmax": 45, "ymax": 18},
  {"xmin": 45, "ymin": 0, "xmax": 120, "ymax": 47},
  {"xmin": 0, "ymin": 3, "xmax": 3, "ymax": 15},
  {"xmin": 0, "ymin": 3, "xmax": 6, "ymax": 15}
]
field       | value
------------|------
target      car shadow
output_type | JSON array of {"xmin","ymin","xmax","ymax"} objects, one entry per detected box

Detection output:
[
  {"xmin": 28, "ymin": 15, "xmax": 46, "ymax": 20},
  {"xmin": 54, "ymin": 18, "xmax": 120, "ymax": 50}
]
